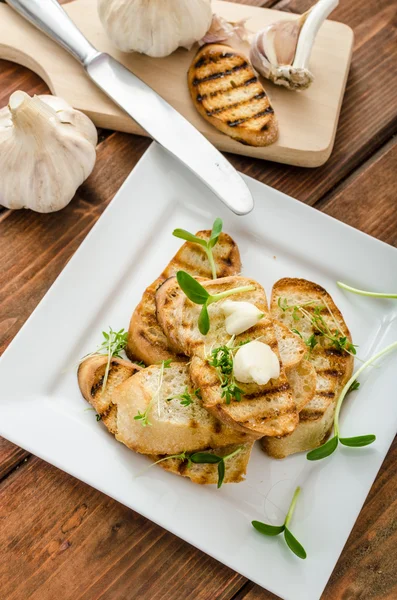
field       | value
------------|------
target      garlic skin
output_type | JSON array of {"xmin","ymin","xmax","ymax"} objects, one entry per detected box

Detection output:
[
  {"xmin": 233, "ymin": 341, "xmax": 280, "ymax": 385},
  {"xmin": 250, "ymin": 0, "xmax": 339, "ymax": 91},
  {"xmin": 98, "ymin": 0, "xmax": 213, "ymax": 58},
  {"xmin": 0, "ymin": 91, "xmax": 97, "ymax": 213},
  {"xmin": 222, "ymin": 301, "xmax": 264, "ymax": 336}
]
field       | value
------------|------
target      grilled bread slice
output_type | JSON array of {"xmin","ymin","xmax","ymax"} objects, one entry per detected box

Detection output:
[
  {"xmin": 156, "ymin": 275, "xmax": 298, "ymax": 437},
  {"xmin": 78, "ymin": 356, "xmax": 141, "ymax": 433},
  {"xmin": 150, "ymin": 442, "xmax": 253, "ymax": 485},
  {"xmin": 188, "ymin": 44, "xmax": 278, "ymax": 147},
  {"xmin": 127, "ymin": 231, "xmax": 241, "ymax": 365},
  {"xmin": 261, "ymin": 278, "xmax": 354, "ymax": 458},
  {"xmin": 112, "ymin": 362, "xmax": 252, "ymax": 455}
]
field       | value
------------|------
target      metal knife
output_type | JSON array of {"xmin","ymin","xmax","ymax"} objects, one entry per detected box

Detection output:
[{"xmin": 6, "ymin": 0, "xmax": 254, "ymax": 215}]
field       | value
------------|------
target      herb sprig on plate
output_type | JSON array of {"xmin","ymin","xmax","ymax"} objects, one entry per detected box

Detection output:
[
  {"xmin": 307, "ymin": 341, "xmax": 397, "ymax": 460},
  {"xmin": 208, "ymin": 340, "xmax": 249, "ymax": 404},
  {"xmin": 278, "ymin": 298, "xmax": 357, "ymax": 356},
  {"xmin": 177, "ymin": 271, "xmax": 255, "ymax": 335},
  {"xmin": 134, "ymin": 359, "xmax": 172, "ymax": 426},
  {"xmin": 337, "ymin": 282, "xmax": 397, "ymax": 299},
  {"xmin": 81, "ymin": 327, "xmax": 128, "ymax": 394},
  {"xmin": 166, "ymin": 387, "xmax": 201, "ymax": 407},
  {"xmin": 173, "ymin": 218, "xmax": 223, "ymax": 280},
  {"xmin": 252, "ymin": 487, "xmax": 307, "ymax": 559},
  {"xmin": 137, "ymin": 446, "xmax": 243, "ymax": 488}
]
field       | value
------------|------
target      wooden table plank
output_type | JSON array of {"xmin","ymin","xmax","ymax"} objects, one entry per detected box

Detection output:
[
  {"xmin": 0, "ymin": 456, "xmax": 246, "ymax": 600},
  {"xmin": 319, "ymin": 138, "xmax": 397, "ymax": 247},
  {"xmin": 0, "ymin": 439, "xmax": 29, "ymax": 481}
]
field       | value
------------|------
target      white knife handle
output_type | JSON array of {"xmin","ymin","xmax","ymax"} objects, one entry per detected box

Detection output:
[{"xmin": 6, "ymin": 0, "xmax": 99, "ymax": 65}]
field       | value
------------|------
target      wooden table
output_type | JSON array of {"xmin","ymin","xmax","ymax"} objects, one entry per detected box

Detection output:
[{"xmin": 0, "ymin": 0, "xmax": 396, "ymax": 598}]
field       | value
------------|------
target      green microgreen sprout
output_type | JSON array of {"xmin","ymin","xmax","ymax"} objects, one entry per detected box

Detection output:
[
  {"xmin": 278, "ymin": 297, "xmax": 357, "ymax": 356},
  {"xmin": 189, "ymin": 446, "xmax": 243, "ymax": 488},
  {"xmin": 207, "ymin": 340, "xmax": 247, "ymax": 404},
  {"xmin": 307, "ymin": 340, "xmax": 397, "ymax": 461},
  {"xmin": 337, "ymin": 282, "xmax": 397, "ymax": 299},
  {"xmin": 173, "ymin": 218, "xmax": 223, "ymax": 280},
  {"xmin": 177, "ymin": 271, "xmax": 255, "ymax": 335},
  {"xmin": 166, "ymin": 387, "xmax": 201, "ymax": 407},
  {"xmin": 80, "ymin": 327, "xmax": 128, "ymax": 394},
  {"xmin": 252, "ymin": 486, "xmax": 307, "ymax": 559},
  {"xmin": 136, "ymin": 446, "xmax": 243, "ymax": 488},
  {"xmin": 134, "ymin": 359, "xmax": 172, "ymax": 426}
]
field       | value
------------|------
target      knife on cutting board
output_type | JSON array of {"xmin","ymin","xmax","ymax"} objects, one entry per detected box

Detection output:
[{"xmin": 5, "ymin": 0, "xmax": 254, "ymax": 216}]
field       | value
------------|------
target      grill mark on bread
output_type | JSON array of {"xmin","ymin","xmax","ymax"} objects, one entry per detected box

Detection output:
[
  {"xmin": 194, "ymin": 51, "xmax": 235, "ymax": 68},
  {"xmin": 206, "ymin": 92, "xmax": 267, "ymax": 117},
  {"xmin": 317, "ymin": 368, "xmax": 344, "ymax": 378},
  {"xmin": 197, "ymin": 76, "xmax": 260, "ymax": 103},
  {"xmin": 243, "ymin": 382, "xmax": 290, "ymax": 400},
  {"xmin": 228, "ymin": 106, "xmax": 274, "ymax": 128},
  {"xmin": 192, "ymin": 62, "xmax": 249, "ymax": 86},
  {"xmin": 318, "ymin": 391, "xmax": 335, "ymax": 398}
]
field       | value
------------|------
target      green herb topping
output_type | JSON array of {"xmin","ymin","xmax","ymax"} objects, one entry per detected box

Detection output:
[
  {"xmin": 208, "ymin": 341, "xmax": 247, "ymax": 404},
  {"xmin": 177, "ymin": 271, "xmax": 255, "ymax": 335},
  {"xmin": 252, "ymin": 486, "xmax": 307, "ymax": 559},
  {"xmin": 278, "ymin": 297, "xmax": 357, "ymax": 356},
  {"xmin": 307, "ymin": 341, "xmax": 397, "ymax": 461},
  {"xmin": 166, "ymin": 387, "xmax": 201, "ymax": 407},
  {"xmin": 134, "ymin": 359, "xmax": 172, "ymax": 426},
  {"xmin": 81, "ymin": 327, "xmax": 128, "ymax": 394},
  {"xmin": 137, "ymin": 446, "xmax": 243, "ymax": 488},
  {"xmin": 173, "ymin": 218, "xmax": 223, "ymax": 280},
  {"xmin": 337, "ymin": 282, "xmax": 397, "ymax": 299}
]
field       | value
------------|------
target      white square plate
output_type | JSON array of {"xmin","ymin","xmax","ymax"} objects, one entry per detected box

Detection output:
[{"xmin": 1, "ymin": 143, "xmax": 396, "ymax": 600}]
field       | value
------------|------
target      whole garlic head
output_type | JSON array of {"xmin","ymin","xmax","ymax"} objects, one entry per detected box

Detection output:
[
  {"xmin": 98, "ymin": 0, "xmax": 213, "ymax": 57},
  {"xmin": 0, "ymin": 91, "xmax": 97, "ymax": 213}
]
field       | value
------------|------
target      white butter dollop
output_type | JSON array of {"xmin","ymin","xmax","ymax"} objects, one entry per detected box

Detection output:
[
  {"xmin": 233, "ymin": 340, "xmax": 280, "ymax": 385},
  {"xmin": 221, "ymin": 300, "xmax": 264, "ymax": 335}
]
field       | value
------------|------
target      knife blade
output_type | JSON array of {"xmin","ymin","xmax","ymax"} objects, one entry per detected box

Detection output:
[{"xmin": 6, "ymin": 0, "xmax": 254, "ymax": 215}]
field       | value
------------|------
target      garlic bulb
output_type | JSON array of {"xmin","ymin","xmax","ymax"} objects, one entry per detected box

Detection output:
[
  {"xmin": 0, "ymin": 91, "xmax": 97, "ymax": 213},
  {"xmin": 250, "ymin": 0, "xmax": 339, "ymax": 91},
  {"xmin": 98, "ymin": 0, "xmax": 213, "ymax": 58}
]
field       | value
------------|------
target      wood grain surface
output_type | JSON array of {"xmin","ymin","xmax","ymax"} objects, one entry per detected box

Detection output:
[{"xmin": 0, "ymin": 0, "xmax": 396, "ymax": 599}]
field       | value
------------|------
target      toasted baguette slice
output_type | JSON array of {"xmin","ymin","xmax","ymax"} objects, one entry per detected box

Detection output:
[
  {"xmin": 157, "ymin": 275, "xmax": 298, "ymax": 437},
  {"xmin": 127, "ymin": 231, "xmax": 241, "ymax": 365},
  {"xmin": 78, "ymin": 356, "xmax": 141, "ymax": 434},
  {"xmin": 275, "ymin": 321, "xmax": 316, "ymax": 411},
  {"xmin": 150, "ymin": 442, "xmax": 253, "ymax": 485},
  {"xmin": 262, "ymin": 278, "xmax": 354, "ymax": 458},
  {"xmin": 188, "ymin": 44, "xmax": 278, "ymax": 147},
  {"xmin": 285, "ymin": 359, "xmax": 317, "ymax": 413},
  {"xmin": 112, "ymin": 362, "xmax": 252, "ymax": 455}
]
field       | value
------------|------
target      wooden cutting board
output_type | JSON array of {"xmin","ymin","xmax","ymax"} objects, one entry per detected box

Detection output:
[{"xmin": 0, "ymin": 0, "xmax": 353, "ymax": 167}]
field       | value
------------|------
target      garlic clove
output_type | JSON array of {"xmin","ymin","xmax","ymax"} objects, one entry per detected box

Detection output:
[
  {"xmin": 0, "ymin": 91, "xmax": 97, "ymax": 213},
  {"xmin": 250, "ymin": 0, "xmax": 339, "ymax": 91},
  {"xmin": 98, "ymin": 0, "xmax": 213, "ymax": 58},
  {"xmin": 222, "ymin": 300, "xmax": 264, "ymax": 336}
]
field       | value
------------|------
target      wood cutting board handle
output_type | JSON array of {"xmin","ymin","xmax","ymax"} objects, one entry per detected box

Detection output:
[{"xmin": 5, "ymin": 0, "xmax": 99, "ymax": 65}]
